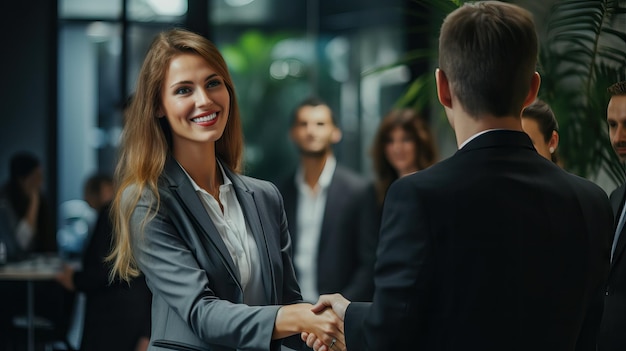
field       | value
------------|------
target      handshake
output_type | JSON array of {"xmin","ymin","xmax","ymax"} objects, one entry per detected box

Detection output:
[{"xmin": 298, "ymin": 293, "xmax": 351, "ymax": 351}]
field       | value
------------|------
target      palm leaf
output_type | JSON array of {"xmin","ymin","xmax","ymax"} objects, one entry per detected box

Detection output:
[{"xmin": 539, "ymin": 0, "xmax": 626, "ymax": 183}]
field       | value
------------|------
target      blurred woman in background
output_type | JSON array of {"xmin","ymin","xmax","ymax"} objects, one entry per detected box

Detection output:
[{"xmin": 370, "ymin": 108, "xmax": 438, "ymax": 207}]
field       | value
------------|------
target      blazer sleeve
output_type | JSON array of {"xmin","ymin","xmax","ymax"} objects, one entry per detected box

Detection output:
[
  {"xmin": 341, "ymin": 182, "xmax": 379, "ymax": 301},
  {"xmin": 344, "ymin": 177, "xmax": 432, "ymax": 350},
  {"xmin": 129, "ymin": 188, "xmax": 282, "ymax": 351}
]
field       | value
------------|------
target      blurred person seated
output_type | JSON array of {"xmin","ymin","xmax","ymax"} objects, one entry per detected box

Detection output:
[
  {"xmin": 0, "ymin": 151, "xmax": 56, "ymax": 259},
  {"xmin": 521, "ymin": 99, "xmax": 560, "ymax": 164},
  {"xmin": 55, "ymin": 173, "xmax": 151, "ymax": 351},
  {"xmin": 0, "ymin": 152, "xmax": 68, "ymax": 350},
  {"xmin": 370, "ymin": 108, "xmax": 438, "ymax": 207}
]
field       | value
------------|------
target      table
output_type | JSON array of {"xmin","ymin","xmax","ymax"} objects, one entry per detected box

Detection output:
[{"xmin": 0, "ymin": 254, "xmax": 62, "ymax": 351}]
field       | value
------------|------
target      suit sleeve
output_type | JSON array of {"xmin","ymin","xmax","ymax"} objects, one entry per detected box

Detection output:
[
  {"xmin": 130, "ymin": 191, "xmax": 281, "ymax": 351},
  {"xmin": 345, "ymin": 177, "xmax": 432, "ymax": 350},
  {"xmin": 575, "ymin": 182, "xmax": 613, "ymax": 351},
  {"xmin": 341, "ymin": 183, "xmax": 379, "ymax": 301}
]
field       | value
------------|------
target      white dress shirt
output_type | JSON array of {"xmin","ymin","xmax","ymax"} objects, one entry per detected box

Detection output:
[
  {"xmin": 294, "ymin": 156, "xmax": 336, "ymax": 303},
  {"xmin": 180, "ymin": 161, "xmax": 264, "ymax": 306}
]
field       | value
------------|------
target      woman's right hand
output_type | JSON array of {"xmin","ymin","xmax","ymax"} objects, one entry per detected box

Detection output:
[{"xmin": 273, "ymin": 303, "xmax": 345, "ymax": 351}]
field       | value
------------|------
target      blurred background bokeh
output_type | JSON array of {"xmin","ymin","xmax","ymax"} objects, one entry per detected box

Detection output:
[{"xmin": 0, "ymin": 0, "xmax": 624, "ymax": 248}]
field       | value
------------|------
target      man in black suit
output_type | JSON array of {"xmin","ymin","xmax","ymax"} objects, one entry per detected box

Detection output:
[
  {"xmin": 599, "ymin": 80, "xmax": 626, "ymax": 351},
  {"xmin": 304, "ymin": 2, "xmax": 612, "ymax": 351},
  {"xmin": 278, "ymin": 97, "xmax": 379, "ymax": 303}
]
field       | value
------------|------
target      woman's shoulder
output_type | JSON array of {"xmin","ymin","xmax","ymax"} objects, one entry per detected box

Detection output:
[{"xmin": 120, "ymin": 183, "xmax": 161, "ymax": 206}]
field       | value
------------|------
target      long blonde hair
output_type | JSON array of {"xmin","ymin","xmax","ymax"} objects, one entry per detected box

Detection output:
[{"xmin": 108, "ymin": 28, "xmax": 244, "ymax": 282}]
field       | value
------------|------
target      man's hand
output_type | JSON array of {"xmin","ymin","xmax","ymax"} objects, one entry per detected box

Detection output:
[
  {"xmin": 310, "ymin": 293, "xmax": 350, "ymax": 320},
  {"xmin": 301, "ymin": 294, "xmax": 351, "ymax": 351}
]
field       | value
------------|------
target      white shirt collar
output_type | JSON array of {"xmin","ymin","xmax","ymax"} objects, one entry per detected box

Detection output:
[
  {"xmin": 177, "ymin": 159, "xmax": 232, "ymax": 192},
  {"xmin": 458, "ymin": 129, "xmax": 505, "ymax": 150},
  {"xmin": 295, "ymin": 155, "xmax": 337, "ymax": 191}
]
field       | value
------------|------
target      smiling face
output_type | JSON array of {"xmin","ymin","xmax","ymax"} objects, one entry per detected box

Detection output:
[
  {"xmin": 160, "ymin": 53, "xmax": 230, "ymax": 152},
  {"xmin": 608, "ymin": 95, "xmax": 626, "ymax": 162},
  {"xmin": 384, "ymin": 126, "xmax": 418, "ymax": 177}
]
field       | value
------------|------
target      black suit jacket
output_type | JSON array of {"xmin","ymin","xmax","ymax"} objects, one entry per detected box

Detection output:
[
  {"xmin": 279, "ymin": 164, "xmax": 380, "ymax": 302},
  {"xmin": 74, "ymin": 203, "xmax": 152, "ymax": 351},
  {"xmin": 599, "ymin": 183, "xmax": 626, "ymax": 351},
  {"xmin": 345, "ymin": 130, "xmax": 612, "ymax": 351}
]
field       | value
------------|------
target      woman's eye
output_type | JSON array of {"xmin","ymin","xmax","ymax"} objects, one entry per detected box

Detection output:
[
  {"xmin": 207, "ymin": 80, "xmax": 222, "ymax": 88},
  {"xmin": 175, "ymin": 87, "xmax": 191, "ymax": 95}
]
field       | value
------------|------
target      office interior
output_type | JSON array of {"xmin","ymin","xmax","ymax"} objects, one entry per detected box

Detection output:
[
  {"xmin": 1, "ymin": 0, "xmax": 624, "ymax": 348},
  {"xmin": 0, "ymin": 0, "xmax": 441, "ymax": 238},
  {"xmin": 2, "ymin": 0, "xmax": 572, "ymax": 236}
]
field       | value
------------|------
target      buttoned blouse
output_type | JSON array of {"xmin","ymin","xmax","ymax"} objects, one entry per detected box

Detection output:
[{"xmin": 180, "ymin": 161, "xmax": 264, "ymax": 306}]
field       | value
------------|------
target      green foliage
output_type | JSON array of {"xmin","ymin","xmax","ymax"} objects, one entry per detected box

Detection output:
[{"xmin": 539, "ymin": 0, "xmax": 626, "ymax": 183}]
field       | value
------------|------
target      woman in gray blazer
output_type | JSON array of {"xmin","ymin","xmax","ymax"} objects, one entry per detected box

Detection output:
[{"xmin": 107, "ymin": 28, "xmax": 345, "ymax": 351}]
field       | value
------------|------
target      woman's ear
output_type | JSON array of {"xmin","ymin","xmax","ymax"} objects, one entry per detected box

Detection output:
[{"xmin": 548, "ymin": 130, "xmax": 559, "ymax": 153}]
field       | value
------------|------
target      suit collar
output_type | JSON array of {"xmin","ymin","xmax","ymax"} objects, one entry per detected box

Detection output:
[
  {"xmin": 456, "ymin": 129, "xmax": 535, "ymax": 154},
  {"xmin": 611, "ymin": 183, "xmax": 626, "ymax": 266},
  {"xmin": 162, "ymin": 156, "xmax": 273, "ymax": 303},
  {"xmin": 162, "ymin": 157, "xmax": 240, "ymax": 286},
  {"xmin": 222, "ymin": 165, "xmax": 274, "ymax": 302},
  {"xmin": 610, "ymin": 183, "xmax": 626, "ymax": 215}
]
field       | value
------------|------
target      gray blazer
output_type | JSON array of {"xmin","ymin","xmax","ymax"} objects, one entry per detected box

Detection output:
[{"xmin": 129, "ymin": 157, "xmax": 303, "ymax": 351}]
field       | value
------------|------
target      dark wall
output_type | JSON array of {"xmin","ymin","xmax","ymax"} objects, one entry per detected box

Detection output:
[{"xmin": 0, "ymin": 0, "xmax": 57, "ymax": 226}]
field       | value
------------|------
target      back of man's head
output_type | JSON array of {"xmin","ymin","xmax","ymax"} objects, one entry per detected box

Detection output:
[{"xmin": 439, "ymin": 1, "xmax": 538, "ymax": 118}]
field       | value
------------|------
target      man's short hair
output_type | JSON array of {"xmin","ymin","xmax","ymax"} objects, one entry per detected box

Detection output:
[
  {"xmin": 290, "ymin": 96, "xmax": 336, "ymax": 126},
  {"xmin": 608, "ymin": 81, "xmax": 626, "ymax": 97},
  {"xmin": 438, "ymin": 1, "xmax": 538, "ymax": 118}
]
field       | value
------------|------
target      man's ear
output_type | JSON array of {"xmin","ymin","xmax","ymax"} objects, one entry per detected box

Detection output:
[
  {"xmin": 331, "ymin": 128, "xmax": 342, "ymax": 144},
  {"xmin": 522, "ymin": 72, "xmax": 541, "ymax": 108},
  {"xmin": 436, "ymin": 68, "xmax": 453, "ymax": 109}
]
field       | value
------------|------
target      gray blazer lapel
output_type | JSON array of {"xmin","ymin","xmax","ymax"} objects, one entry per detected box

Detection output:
[
  {"xmin": 225, "ymin": 166, "xmax": 274, "ymax": 304},
  {"xmin": 163, "ymin": 157, "xmax": 241, "ymax": 286}
]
